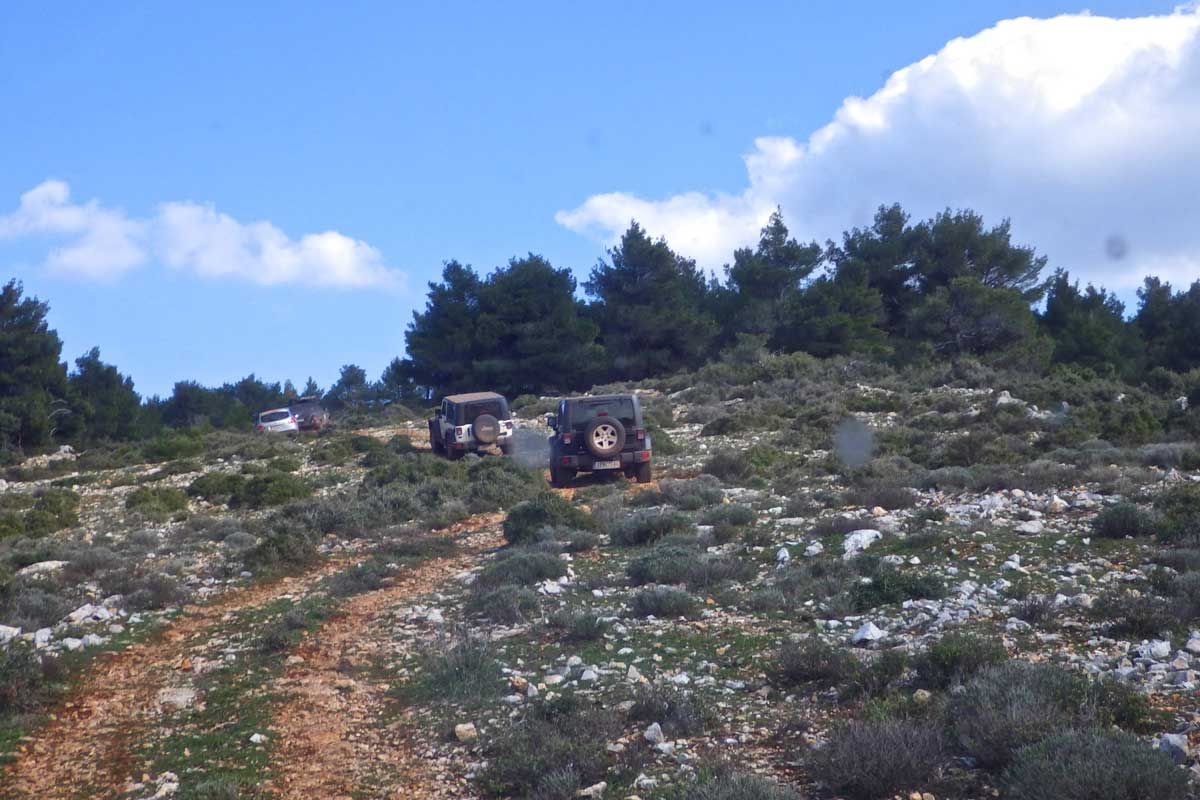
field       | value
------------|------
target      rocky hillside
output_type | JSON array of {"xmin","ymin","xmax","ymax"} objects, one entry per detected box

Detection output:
[{"xmin": 1, "ymin": 355, "xmax": 1199, "ymax": 800}]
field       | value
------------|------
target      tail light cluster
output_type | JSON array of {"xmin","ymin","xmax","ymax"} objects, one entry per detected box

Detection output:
[
  {"xmin": 561, "ymin": 432, "xmax": 574, "ymax": 444},
  {"xmin": 633, "ymin": 427, "xmax": 645, "ymax": 440}
]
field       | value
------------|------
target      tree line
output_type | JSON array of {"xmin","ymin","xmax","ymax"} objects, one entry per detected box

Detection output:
[{"xmin": 3, "ymin": 203, "xmax": 1200, "ymax": 454}]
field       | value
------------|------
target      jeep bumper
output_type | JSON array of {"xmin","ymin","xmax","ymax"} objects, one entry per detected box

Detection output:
[{"xmin": 555, "ymin": 450, "xmax": 651, "ymax": 470}]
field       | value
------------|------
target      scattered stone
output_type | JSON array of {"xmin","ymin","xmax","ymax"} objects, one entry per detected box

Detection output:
[
  {"xmin": 1014, "ymin": 520, "xmax": 1044, "ymax": 535},
  {"xmin": 851, "ymin": 622, "xmax": 887, "ymax": 645},
  {"xmin": 0, "ymin": 625, "xmax": 20, "ymax": 644},
  {"xmin": 249, "ymin": 732, "xmax": 267, "ymax": 744},
  {"xmin": 1158, "ymin": 733, "xmax": 1190, "ymax": 763},
  {"xmin": 454, "ymin": 722, "xmax": 478, "ymax": 743},
  {"xmin": 842, "ymin": 530, "xmax": 881, "ymax": 559},
  {"xmin": 157, "ymin": 688, "xmax": 197, "ymax": 710}
]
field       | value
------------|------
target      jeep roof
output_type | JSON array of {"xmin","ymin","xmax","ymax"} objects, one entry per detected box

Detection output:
[{"xmin": 444, "ymin": 391, "xmax": 506, "ymax": 404}]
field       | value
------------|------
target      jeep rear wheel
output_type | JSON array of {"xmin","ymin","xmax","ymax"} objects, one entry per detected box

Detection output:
[
  {"xmin": 633, "ymin": 460, "xmax": 652, "ymax": 484},
  {"xmin": 583, "ymin": 417, "xmax": 626, "ymax": 458},
  {"xmin": 428, "ymin": 420, "xmax": 445, "ymax": 454}
]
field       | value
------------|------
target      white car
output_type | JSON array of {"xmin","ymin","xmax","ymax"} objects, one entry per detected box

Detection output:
[{"xmin": 255, "ymin": 407, "xmax": 300, "ymax": 434}]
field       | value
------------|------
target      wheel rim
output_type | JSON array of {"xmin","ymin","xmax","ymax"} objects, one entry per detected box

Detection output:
[{"xmin": 591, "ymin": 423, "xmax": 618, "ymax": 450}]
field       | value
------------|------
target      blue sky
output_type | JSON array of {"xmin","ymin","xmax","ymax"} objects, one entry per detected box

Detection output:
[{"xmin": 0, "ymin": 0, "xmax": 1189, "ymax": 397}]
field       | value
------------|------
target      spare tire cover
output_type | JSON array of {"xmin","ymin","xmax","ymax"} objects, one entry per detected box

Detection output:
[
  {"xmin": 584, "ymin": 416, "xmax": 625, "ymax": 458},
  {"xmin": 473, "ymin": 414, "xmax": 500, "ymax": 443}
]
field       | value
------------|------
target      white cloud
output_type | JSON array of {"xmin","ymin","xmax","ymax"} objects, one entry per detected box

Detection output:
[
  {"xmin": 0, "ymin": 181, "xmax": 401, "ymax": 289},
  {"xmin": 556, "ymin": 8, "xmax": 1200, "ymax": 290}
]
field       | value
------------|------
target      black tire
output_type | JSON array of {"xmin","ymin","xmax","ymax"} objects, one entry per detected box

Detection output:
[
  {"xmin": 549, "ymin": 463, "xmax": 575, "ymax": 488},
  {"xmin": 499, "ymin": 441, "xmax": 512, "ymax": 456},
  {"xmin": 447, "ymin": 447, "xmax": 465, "ymax": 461},
  {"xmin": 473, "ymin": 414, "xmax": 500, "ymax": 444},
  {"xmin": 634, "ymin": 460, "xmax": 652, "ymax": 484},
  {"xmin": 428, "ymin": 420, "xmax": 445, "ymax": 455},
  {"xmin": 583, "ymin": 417, "xmax": 626, "ymax": 458}
]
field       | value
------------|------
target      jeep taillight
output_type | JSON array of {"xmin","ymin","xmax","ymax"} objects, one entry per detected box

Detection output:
[
  {"xmin": 562, "ymin": 432, "xmax": 573, "ymax": 444},
  {"xmin": 634, "ymin": 427, "xmax": 645, "ymax": 440}
]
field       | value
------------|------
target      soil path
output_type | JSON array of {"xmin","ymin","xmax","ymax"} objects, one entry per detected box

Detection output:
[
  {"xmin": 2, "ymin": 557, "xmax": 357, "ymax": 799},
  {"xmin": 266, "ymin": 513, "xmax": 505, "ymax": 800}
]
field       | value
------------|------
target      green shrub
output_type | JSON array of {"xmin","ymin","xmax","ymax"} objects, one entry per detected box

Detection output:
[
  {"xmin": 700, "ymin": 503, "xmax": 756, "ymax": 527},
  {"xmin": 1093, "ymin": 503, "xmax": 1158, "ymax": 539},
  {"xmin": 686, "ymin": 769, "xmax": 801, "ymax": 800},
  {"xmin": 630, "ymin": 586, "xmax": 697, "ymax": 618},
  {"xmin": 684, "ymin": 553, "xmax": 756, "ymax": 591},
  {"xmin": 0, "ymin": 585, "xmax": 72, "ymax": 634},
  {"xmin": 467, "ymin": 585, "xmax": 539, "ymax": 623},
  {"xmin": 1155, "ymin": 484, "xmax": 1200, "ymax": 543},
  {"xmin": 1002, "ymin": 729, "xmax": 1188, "ymax": 800},
  {"xmin": 478, "ymin": 697, "xmax": 619, "ymax": 799},
  {"xmin": 1090, "ymin": 589, "xmax": 1180, "ymax": 638},
  {"xmin": 951, "ymin": 662, "xmax": 1086, "ymax": 768},
  {"xmin": 503, "ymin": 493, "xmax": 592, "ymax": 545},
  {"xmin": 125, "ymin": 486, "xmax": 189, "ymax": 516},
  {"xmin": 627, "ymin": 545, "xmax": 700, "ymax": 585},
  {"xmin": 410, "ymin": 633, "xmax": 501, "ymax": 702},
  {"xmin": 142, "ymin": 430, "xmax": 205, "ymax": 462},
  {"xmin": 186, "ymin": 472, "xmax": 246, "ymax": 503},
  {"xmin": 546, "ymin": 609, "xmax": 608, "ymax": 642},
  {"xmin": 243, "ymin": 527, "xmax": 319, "ymax": 573},
  {"xmin": 701, "ymin": 415, "xmax": 745, "ymax": 437},
  {"xmin": 844, "ymin": 482, "xmax": 917, "ymax": 510},
  {"xmin": 477, "ymin": 551, "xmax": 567, "ymax": 588},
  {"xmin": 0, "ymin": 512, "xmax": 24, "ymax": 539},
  {"xmin": 267, "ymin": 456, "xmax": 302, "ymax": 473},
  {"xmin": 0, "ymin": 642, "xmax": 54, "ymax": 714},
  {"xmin": 628, "ymin": 684, "xmax": 715, "ymax": 736},
  {"xmin": 231, "ymin": 473, "xmax": 312, "ymax": 508},
  {"xmin": 465, "ymin": 458, "xmax": 541, "ymax": 512},
  {"xmin": 774, "ymin": 638, "xmax": 859, "ymax": 687},
  {"xmin": 850, "ymin": 562, "xmax": 945, "ymax": 611},
  {"xmin": 326, "ymin": 560, "xmax": 394, "ymax": 597},
  {"xmin": 610, "ymin": 509, "xmax": 692, "ymax": 546},
  {"xmin": 702, "ymin": 451, "xmax": 753, "ymax": 483},
  {"xmin": 913, "ymin": 632, "xmax": 1008, "ymax": 689},
  {"xmin": 656, "ymin": 476, "xmax": 724, "ymax": 510},
  {"xmin": 808, "ymin": 719, "xmax": 944, "ymax": 800}
]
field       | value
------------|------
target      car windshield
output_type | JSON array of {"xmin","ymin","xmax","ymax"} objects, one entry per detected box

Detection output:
[
  {"xmin": 459, "ymin": 400, "xmax": 507, "ymax": 424},
  {"xmin": 260, "ymin": 410, "xmax": 290, "ymax": 423},
  {"xmin": 570, "ymin": 398, "xmax": 635, "ymax": 427}
]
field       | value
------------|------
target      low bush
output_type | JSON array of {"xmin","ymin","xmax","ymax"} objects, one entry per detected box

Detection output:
[
  {"xmin": 376, "ymin": 530, "xmax": 457, "ymax": 560},
  {"xmin": 122, "ymin": 572, "xmax": 185, "ymax": 611},
  {"xmin": 411, "ymin": 632, "xmax": 501, "ymax": 702},
  {"xmin": 628, "ymin": 684, "xmax": 714, "ymax": 736},
  {"xmin": 267, "ymin": 456, "xmax": 302, "ymax": 473},
  {"xmin": 808, "ymin": 719, "xmax": 944, "ymax": 800},
  {"xmin": 684, "ymin": 553, "xmax": 756, "ymax": 591},
  {"xmin": 467, "ymin": 584, "xmax": 539, "ymax": 624},
  {"xmin": 546, "ymin": 609, "xmax": 608, "ymax": 642},
  {"xmin": 774, "ymin": 638, "xmax": 860, "ymax": 686},
  {"xmin": 142, "ymin": 430, "xmax": 205, "ymax": 462},
  {"xmin": 0, "ymin": 642, "xmax": 54, "ymax": 714},
  {"xmin": 627, "ymin": 545, "xmax": 699, "ymax": 586},
  {"xmin": 687, "ymin": 769, "xmax": 801, "ymax": 800},
  {"xmin": 125, "ymin": 486, "xmax": 189, "ymax": 516},
  {"xmin": 1155, "ymin": 484, "xmax": 1200, "ymax": 543},
  {"xmin": 231, "ymin": 473, "xmax": 312, "ymax": 508},
  {"xmin": 0, "ymin": 584, "xmax": 72, "ymax": 633},
  {"xmin": 610, "ymin": 509, "xmax": 692, "ymax": 546},
  {"xmin": 326, "ymin": 560, "xmax": 394, "ymax": 597},
  {"xmin": 503, "ymin": 493, "xmax": 592, "ymax": 545},
  {"xmin": 850, "ymin": 561, "xmax": 945, "ymax": 611},
  {"xmin": 702, "ymin": 451, "xmax": 753, "ymax": 483},
  {"xmin": 912, "ymin": 632, "xmax": 1007, "ymax": 689},
  {"xmin": 186, "ymin": 472, "xmax": 246, "ymax": 503},
  {"xmin": 464, "ymin": 458, "xmax": 541, "ymax": 513},
  {"xmin": 1090, "ymin": 589, "xmax": 1181, "ymax": 638},
  {"xmin": 243, "ymin": 527, "xmax": 319, "ymax": 573},
  {"xmin": 477, "ymin": 697, "xmax": 619, "ymax": 799},
  {"xmin": 477, "ymin": 551, "xmax": 567, "ymax": 588},
  {"xmin": 951, "ymin": 662, "xmax": 1085, "ymax": 768},
  {"xmin": 844, "ymin": 482, "xmax": 917, "ymax": 511},
  {"xmin": 656, "ymin": 476, "xmax": 725, "ymax": 510},
  {"xmin": 629, "ymin": 586, "xmax": 697, "ymax": 618},
  {"xmin": 810, "ymin": 516, "xmax": 869, "ymax": 539},
  {"xmin": 1092, "ymin": 503, "xmax": 1158, "ymax": 539},
  {"xmin": 700, "ymin": 503, "xmax": 756, "ymax": 528},
  {"xmin": 1001, "ymin": 729, "xmax": 1188, "ymax": 800}
]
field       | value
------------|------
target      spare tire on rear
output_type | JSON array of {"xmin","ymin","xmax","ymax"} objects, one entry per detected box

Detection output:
[
  {"xmin": 584, "ymin": 416, "xmax": 625, "ymax": 458},
  {"xmin": 473, "ymin": 414, "xmax": 500, "ymax": 444}
]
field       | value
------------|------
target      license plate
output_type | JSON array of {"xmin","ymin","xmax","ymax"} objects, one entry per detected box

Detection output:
[{"xmin": 593, "ymin": 460, "xmax": 621, "ymax": 470}]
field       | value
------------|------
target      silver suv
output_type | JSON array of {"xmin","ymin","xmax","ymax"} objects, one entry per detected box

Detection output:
[{"xmin": 428, "ymin": 392, "xmax": 514, "ymax": 458}]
